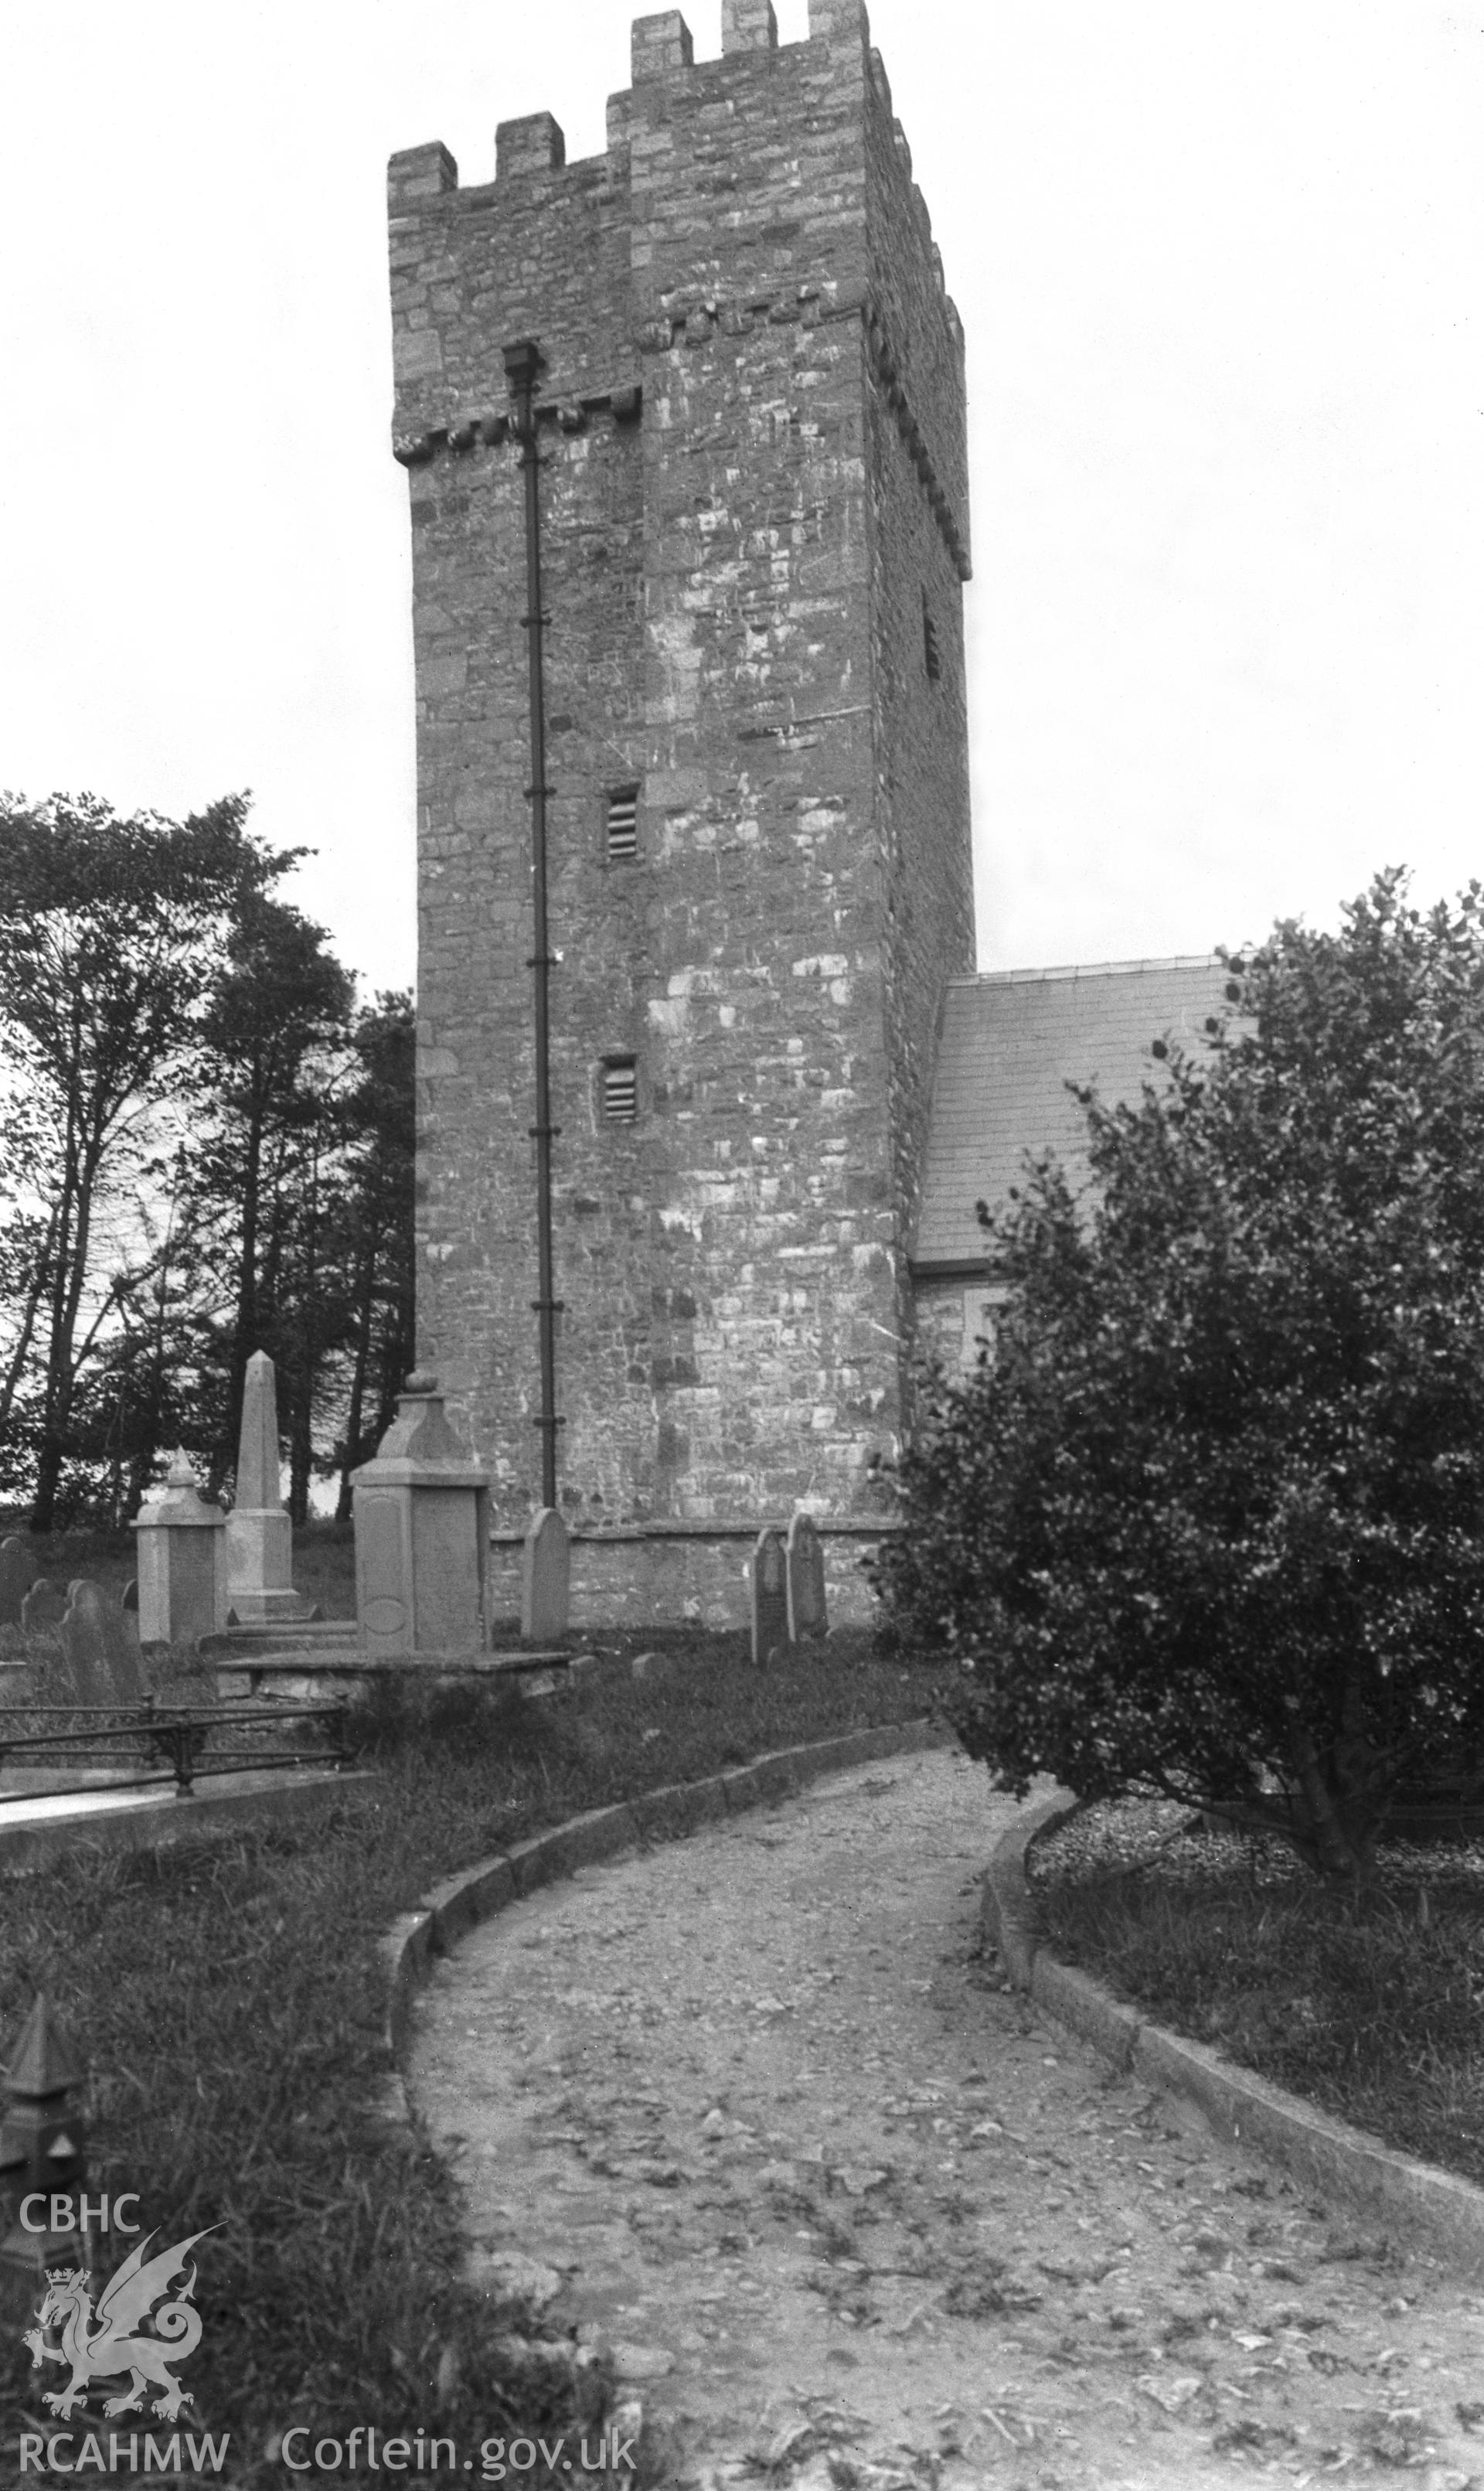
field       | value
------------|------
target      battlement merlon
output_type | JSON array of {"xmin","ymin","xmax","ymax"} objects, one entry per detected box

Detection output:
[
  {"xmin": 497, "ymin": 112, "xmax": 566, "ymax": 179},
  {"xmin": 386, "ymin": 0, "xmax": 968, "ymax": 557},
  {"xmin": 631, "ymin": 9, "xmax": 694, "ymax": 77},
  {"xmin": 387, "ymin": 141, "xmax": 458, "ymax": 210},
  {"xmin": 722, "ymin": 0, "xmax": 778, "ymax": 48}
]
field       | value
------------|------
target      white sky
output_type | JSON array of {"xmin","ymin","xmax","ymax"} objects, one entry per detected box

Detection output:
[{"xmin": 2, "ymin": 0, "xmax": 1480, "ymax": 997}]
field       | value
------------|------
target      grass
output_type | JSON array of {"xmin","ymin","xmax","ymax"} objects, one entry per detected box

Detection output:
[
  {"xmin": 0, "ymin": 1522, "xmax": 351, "ymax": 1789},
  {"xmin": 1029, "ymin": 1798, "xmax": 1484, "ymax": 2193},
  {"xmin": 0, "ymin": 1614, "xmax": 925, "ymax": 2484},
  {"xmin": 0, "ymin": 1515, "xmax": 359, "ymax": 1618},
  {"xmin": 0, "ymin": 1522, "xmax": 140, "ymax": 1608},
  {"xmin": 291, "ymin": 1521, "xmax": 357, "ymax": 1620}
]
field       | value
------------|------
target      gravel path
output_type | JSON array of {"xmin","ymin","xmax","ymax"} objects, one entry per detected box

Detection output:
[{"xmin": 410, "ymin": 1746, "xmax": 1484, "ymax": 2489}]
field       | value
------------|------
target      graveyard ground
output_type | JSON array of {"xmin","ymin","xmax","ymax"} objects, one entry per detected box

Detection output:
[
  {"xmin": 413, "ymin": 1743, "xmax": 1484, "ymax": 2490},
  {"xmin": 0, "ymin": 1515, "xmax": 359, "ymax": 1619},
  {"xmin": 1029, "ymin": 1801, "xmax": 1484, "ymax": 2194},
  {"xmin": 0, "ymin": 1610, "xmax": 924, "ymax": 2482},
  {"xmin": 6, "ymin": 1539, "xmax": 1484, "ymax": 2482}
]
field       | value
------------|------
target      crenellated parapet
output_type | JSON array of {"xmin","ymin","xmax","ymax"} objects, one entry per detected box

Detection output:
[{"xmin": 387, "ymin": 1, "xmax": 967, "ymax": 567}]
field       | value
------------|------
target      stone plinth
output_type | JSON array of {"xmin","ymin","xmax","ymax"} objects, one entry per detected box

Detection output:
[
  {"xmin": 226, "ymin": 1506, "xmax": 296, "ymax": 1623},
  {"xmin": 132, "ymin": 1459, "xmax": 229, "ymax": 1646},
  {"xmin": 350, "ymin": 1374, "xmax": 490, "ymax": 1658}
]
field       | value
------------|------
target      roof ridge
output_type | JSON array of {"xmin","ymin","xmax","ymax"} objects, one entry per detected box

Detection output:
[{"xmin": 956, "ymin": 953, "xmax": 1224, "ymax": 988}]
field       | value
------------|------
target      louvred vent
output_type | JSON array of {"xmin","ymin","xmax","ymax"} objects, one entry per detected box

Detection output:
[
  {"xmin": 602, "ymin": 1059, "xmax": 638, "ymax": 1123},
  {"xmin": 606, "ymin": 789, "xmax": 638, "ymax": 860}
]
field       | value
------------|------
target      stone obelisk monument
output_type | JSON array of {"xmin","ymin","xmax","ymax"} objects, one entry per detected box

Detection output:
[{"xmin": 225, "ymin": 1351, "xmax": 315, "ymax": 1627}]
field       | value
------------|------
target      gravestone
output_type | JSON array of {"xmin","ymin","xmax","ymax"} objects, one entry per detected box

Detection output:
[
  {"xmin": 132, "ymin": 1459, "xmax": 229, "ymax": 1645},
  {"xmin": 56, "ymin": 1582, "xmax": 108, "ymax": 1709},
  {"xmin": 60, "ymin": 1581, "xmax": 145, "ymax": 1710},
  {"xmin": 226, "ymin": 1351, "xmax": 316, "ymax": 1627},
  {"xmin": 19, "ymin": 1580, "xmax": 66, "ymax": 1635},
  {"xmin": 751, "ymin": 1528, "xmax": 788, "ymax": 1668},
  {"xmin": 0, "ymin": 1539, "xmax": 39, "ymax": 1627},
  {"xmin": 785, "ymin": 1512, "xmax": 827, "ymax": 1642},
  {"xmin": 521, "ymin": 1507, "xmax": 570, "ymax": 1643},
  {"xmin": 351, "ymin": 1374, "xmax": 490, "ymax": 1656}
]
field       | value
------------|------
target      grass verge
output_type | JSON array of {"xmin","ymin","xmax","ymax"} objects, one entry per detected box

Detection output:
[
  {"xmin": 0, "ymin": 1627, "xmax": 924, "ymax": 2483},
  {"xmin": 0, "ymin": 1516, "xmax": 359, "ymax": 1618},
  {"xmin": 1030, "ymin": 1799, "xmax": 1484, "ymax": 2194}
]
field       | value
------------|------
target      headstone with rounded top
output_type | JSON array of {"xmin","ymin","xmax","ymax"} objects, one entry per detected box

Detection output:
[
  {"xmin": 19, "ymin": 1579, "xmax": 66, "ymax": 1635},
  {"xmin": 521, "ymin": 1507, "xmax": 570, "ymax": 1643},
  {"xmin": 131, "ymin": 1457, "xmax": 229, "ymax": 1646},
  {"xmin": 56, "ymin": 1580, "xmax": 107, "ymax": 1708},
  {"xmin": 350, "ymin": 1373, "xmax": 490, "ymax": 1657},
  {"xmin": 226, "ymin": 1351, "xmax": 318, "ymax": 1627},
  {"xmin": 785, "ymin": 1511, "xmax": 827, "ymax": 1642},
  {"xmin": 60, "ymin": 1579, "xmax": 145, "ymax": 1710},
  {"xmin": 24, "ymin": 1582, "xmax": 74, "ymax": 1708},
  {"xmin": 751, "ymin": 1527, "xmax": 788, "ymax": 1668},
  {"xmin": 0, "ymin": 1538, "xmax": 38, "ymax": 1627}
]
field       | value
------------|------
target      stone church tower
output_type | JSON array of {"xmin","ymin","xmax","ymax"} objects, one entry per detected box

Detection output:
[{"xmin": 388, "ymin": 0, "xmax": 973, "ymax": 1620}]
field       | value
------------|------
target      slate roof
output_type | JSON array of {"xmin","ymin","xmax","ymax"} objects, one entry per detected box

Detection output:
[{"xmin": 913, "ymin": 956, "xmax": 1235, "ymax": 1271}]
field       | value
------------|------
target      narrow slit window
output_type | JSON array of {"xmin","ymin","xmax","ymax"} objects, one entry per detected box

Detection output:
[
  {"xmin": 962, "ymin": 1282, "xmax": 1010, "ymax": 1373},
  {"xmin": 602, "ymin": 1057, "xmax": 638, "ymax": 1123},
  {"xmin": 922, "ymin": 595, "xmax": 941, "ymax": 683},
  {"xmin": 605, "ymin": 785, "xmax": 639, "ymax": 861}
]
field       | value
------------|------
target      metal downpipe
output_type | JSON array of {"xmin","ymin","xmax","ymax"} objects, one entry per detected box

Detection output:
[{"xmin": 505, "ymin": 337, "xmax": 562, "ymax": 1509}]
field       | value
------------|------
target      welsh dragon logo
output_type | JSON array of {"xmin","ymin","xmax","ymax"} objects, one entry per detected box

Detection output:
[{"xmin": 23, "ymin": 2228, "xmax": 215, "ymax": 2421}]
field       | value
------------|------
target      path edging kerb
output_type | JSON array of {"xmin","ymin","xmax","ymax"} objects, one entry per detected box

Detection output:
[
  {"xmin": 983, "ymin": 1799, "xmax": 1484, "ymax": 2278},
  {"xmin": 380, "ymin": 1716, "xmax": 949, "ymax": 2063}
]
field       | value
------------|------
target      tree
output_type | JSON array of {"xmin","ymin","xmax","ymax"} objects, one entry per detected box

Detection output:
[
  {"xmin": 179, "ymin": 946, "xmax": 411, "ymax": 1523},
  {"xmin": 329, "ymin": 995, "xmax": 415, "ymax": 1517},
  {"xmin": 0, "ymin": 792, "xmax": 298, "ymax": 1530},
  {"xmin": 877, "ymin": 871, "xmax": 1484, "ymax": 1883},
  {"xmin": 185, "ymin": 891, "xmax": 355, "ymax": 1489},
  {"xmin": 70, "ymin": 1143, "xmax": 219, "ymax": 1525},
  {"xmin": 0, "ymin": 1085, "xmax": 63, "ymax": 1484},
  {"xmin": 258, "ymin": 1044, "xmax": 354, "ymax": 1525}
]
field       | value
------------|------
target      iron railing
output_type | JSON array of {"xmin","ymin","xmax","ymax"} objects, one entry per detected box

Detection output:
[{"xmin": 0, "ymin": 1698, "xmax": 348, "ymax": 1802}]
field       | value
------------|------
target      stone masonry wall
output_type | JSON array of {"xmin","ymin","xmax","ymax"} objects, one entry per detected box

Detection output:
[
  {"xmin": 485, "ymin": 1527, "xmax": 883, "ymax": 1631},
  {"xmin": 859, "ymin": 44, "xmax": 975, "ymax": 1407},
  {"xmin": 618, "ymin": 7, "xmax": 892, "ymax": 1528},
  {"xmin": 390, "ymin": 0, "xmax": 974, "ymax": 1611}
]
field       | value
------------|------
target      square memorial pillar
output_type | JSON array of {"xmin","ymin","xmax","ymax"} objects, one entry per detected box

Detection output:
[
  {"xmin": 132, "ymin": 1460, "xmax": 229, "ymax": 1646},
  {"xmin": 350, "ymin": 1374, "xmax": 490, "ymax": 1658}
]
